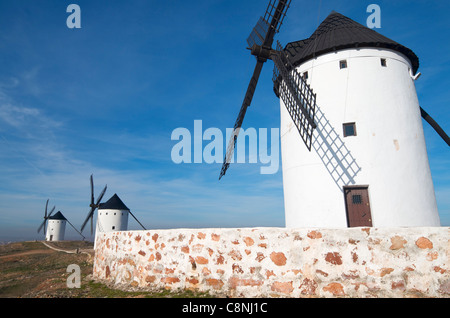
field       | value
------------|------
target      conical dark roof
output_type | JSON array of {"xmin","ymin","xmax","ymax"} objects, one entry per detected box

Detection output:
[
  {"xmin": 98, "ymin": 193, "xmax": 130, "ymax": 211},
  {"xmin": 48, "ymin": 211, "xmax": 67, "ymax": 221},
  {"xmin": 284, "ymin": 11, "xmax": 419, "ymax": 74}
]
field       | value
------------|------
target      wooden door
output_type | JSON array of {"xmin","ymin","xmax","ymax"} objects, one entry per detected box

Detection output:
[{"xmin": 344, "ymin": 186, "xmax": 373, "ymax": 227}]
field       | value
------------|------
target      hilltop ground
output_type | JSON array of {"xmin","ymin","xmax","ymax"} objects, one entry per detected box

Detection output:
[{"xmin": 0, "ymin": 241, "xmax": 211, "ymax": 298}]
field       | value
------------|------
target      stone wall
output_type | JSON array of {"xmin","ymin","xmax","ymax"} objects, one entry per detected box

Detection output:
[{"xmin": 93, "ymin": 227, "xmax": 449, "ymax": 297}]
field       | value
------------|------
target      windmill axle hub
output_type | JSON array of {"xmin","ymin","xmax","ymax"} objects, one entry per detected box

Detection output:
[{"xmin": 249, "ymin": 44, "xmax": 274, "ymax": 62}]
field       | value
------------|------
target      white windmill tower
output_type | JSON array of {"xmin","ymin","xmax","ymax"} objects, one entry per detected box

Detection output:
[
  {"xmin": 219, "ymin": 3, "xmax": 449, "ymax": 229},
  {"xmin": 37, "ymin": 200, "xmax": 85, "ymax": 241},
  {"xmin": 80, "ymin": 175, "xmax": 146, "ymax": 246},
  {"xmin": 96, "ymin": 194, "xmax": 131, "ymax": 233},
  {"xmin": 45, "ymin": 211, "xmax": 67, "ymax": 241}
]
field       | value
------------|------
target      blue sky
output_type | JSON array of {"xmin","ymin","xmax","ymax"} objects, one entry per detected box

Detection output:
[{"xmin": 0, "ymin": 0, "xmax": 448, "ymax": 241}]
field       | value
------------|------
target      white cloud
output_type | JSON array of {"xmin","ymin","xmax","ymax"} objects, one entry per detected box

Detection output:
[{"xmin": 0, "ymin": 103, "xmax": 40, "ymax": 128}]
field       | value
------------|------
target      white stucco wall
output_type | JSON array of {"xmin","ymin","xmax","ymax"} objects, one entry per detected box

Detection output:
[
  {"xmin": 280, "ymin": 48, "xmax": 440, "ymax": 228},
  {"xmin": 96, "ymin": 209, "xmax": 129, "ymax": 233},
  {"xmin": 93, "ymin": 227, "xmax": 450, "ymax": 298},
  {"xmin": 45, "ymin": 219, "xmax": 66, "ymax": 241}
]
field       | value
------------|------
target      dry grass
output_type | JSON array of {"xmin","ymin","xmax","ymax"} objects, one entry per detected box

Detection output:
[{"xmin": 0, "ymin": 241, "xmax": 211, "ymax": 298}]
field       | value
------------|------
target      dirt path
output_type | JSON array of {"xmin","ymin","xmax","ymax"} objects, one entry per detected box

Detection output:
[
  {"xmin": 0, "ymin": 248, "xmax": 55, "ymax": 259},
  {"xmin": 0, "ymin": 241, "xmax": 95, "ymax": 297}
]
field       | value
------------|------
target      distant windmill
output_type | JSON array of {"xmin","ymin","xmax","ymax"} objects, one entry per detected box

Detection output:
[
  {"xmin": 219, "ymin": 1, "xmax": 448, "ymax": 228},
  {"xmin": 37, "ymin": 199, "xmax": 85, "ymax": 241},
  {"xmin": 80, "ymin": 175, "xmax": 146, "ymax": 238}
]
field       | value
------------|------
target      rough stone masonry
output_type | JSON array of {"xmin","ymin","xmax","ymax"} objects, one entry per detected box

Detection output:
[{"xmin": 93, "ymin": 227, "xmax": 449, "ymax": 297}]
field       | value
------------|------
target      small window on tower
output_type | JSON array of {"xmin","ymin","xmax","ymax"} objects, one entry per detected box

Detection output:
[
  {"xmin": 381, "ymin": 58, "xmax": 387, "ymax": 67},
  {"xmin": 112, "ymin": 226, "xmax": 115, "ymax": 230},
  {"xmin": 303, "ymin": 71, "xmax": 308, "ymax": 80},
  {"xmin": 340, "ymin": 60, "xmax": 347, "ymax": 69},
  {"xmin": 343, "ymin": 123, "xmax": 357, "ymax": 137}
]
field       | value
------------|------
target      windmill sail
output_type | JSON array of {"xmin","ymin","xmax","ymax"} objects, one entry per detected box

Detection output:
[
  {"xmin": 80, "ymin": 174, "xmax": 107, "ymax": 235},
  {"xmin": 219, "ymin": 0, "xmax": 292, "ymax": 179},
  {"xmin": 272, "ymin": 41, "xmax": 317, "ymax": 151},
  {"xmin": 220, "ymin": 60, "xmax": 265, "ymax": 179},
  {"xmin": 247, "ymin": 17, "xmax": 270, "ymax": 48},
  {"xmin": 37, "ymin": 199, "xmax": 55, "ymax": 234}
]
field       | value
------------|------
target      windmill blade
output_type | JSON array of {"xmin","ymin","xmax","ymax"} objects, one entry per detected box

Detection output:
[
  {"xmin": 44, "ymin": 199, "xmax": 48, "ymax": 219},
  {"xmin": 271, "ymin": 41, "xmax": 317, "ymax": 151},
  {"xmin": 38, "ymin": 200, "xmax": 48, "ymax": 234},
  {"xmin": 80, "ymin": 206, "xmax": 95, "ymax": 234},
  {"xmin": 92, "ymin": 184, "xmax": 107, "ymax": 235},
  {"xmin": 37, "ymin": 219, "xmax": 46, "ymax": 234},
  {"xmin": 37, "ymin": 202, "xmax": 55, "ymax": 234},
  {"xmin": 47, "ymin": 206, "xmax": 55, "ymax": 218},
  {"xmin": 220, "ymin": 60, "xmax": 265, "ymax": 179},
  {"xmin": 219, "ymin": 0, "xmax": 292, "ymax": 180},
  {"xmin": 95, "ymin": 184, "xmax": 107, "ymax": 206},
  {"xmin": 129, "ymin": 211, "xmax": 147, "ymax": 231},
  {"xmin": 90, "ymin": 174, "xmax": 95, "ymax": 206},
  {"xmin": 420, "ymin": 107, "xmax": 450, "ymax": 147},
  {"xmin": 247, "ymin": 0, "xmax": 292, "ymax": 52},
  {"xmin": 261, "ymin": 0, "xmax": 291, "ymax": 46},
  {"xmin": 43, "ymin": 199, "xmax": 48, "ymax": 234},
  {"xmin": 81, "ymin": 175, "xmax": 107, "ymax": 234},
  {"xmin": 247, "ymin": 17, "xmax": 270, "ymax": 49},
  {"xmin": 37, "ymin": 208, "xmax": 55, "ymax": 234}
]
